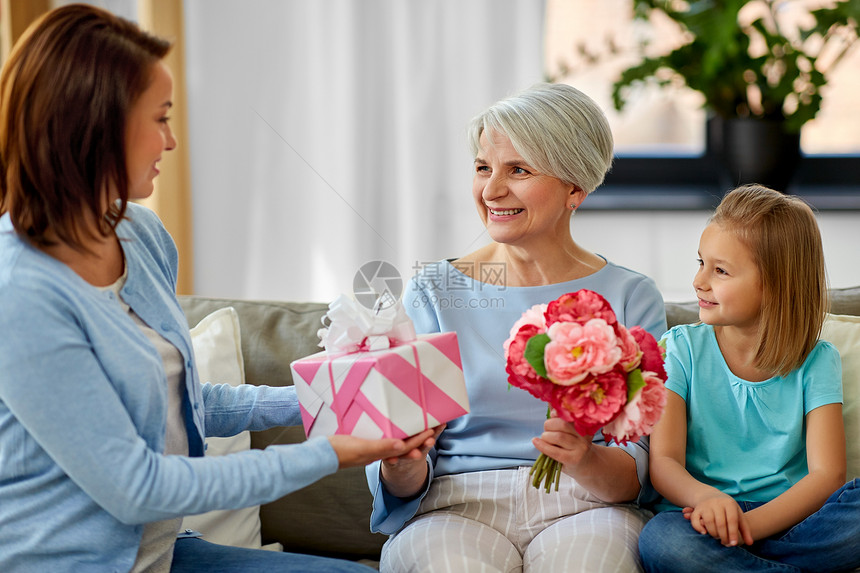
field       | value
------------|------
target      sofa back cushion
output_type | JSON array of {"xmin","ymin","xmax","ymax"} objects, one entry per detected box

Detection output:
[
  {"xmin": 821, "ymin": 314, "xmax": 860, "ymax": 480},
  {"xmin": 181, "ymin": 307, "xmax": 264, "ymax": 549}
]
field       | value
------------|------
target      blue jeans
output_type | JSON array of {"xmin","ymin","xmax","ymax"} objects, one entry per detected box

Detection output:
[
  {"xmin": 170, "ymin": 538, "xmax": 376, "ymax": 573},
  {"xmin": 639, "ymin": 479, "xmax": 860, "ymax": 573}
]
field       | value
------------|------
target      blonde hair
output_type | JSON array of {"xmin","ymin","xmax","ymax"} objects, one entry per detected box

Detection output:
[
  {"xmin": 711, "ymin": 184, "xmax": 828, "ymax": 377},
  {"xmin": 467, "ymin": 83, "xmax": 613, "ymax": 194}
]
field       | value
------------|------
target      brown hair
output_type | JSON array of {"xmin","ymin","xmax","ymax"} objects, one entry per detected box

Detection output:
[
  {"xmin": 0, "ymin": 3, "xmax": 171, "ymax": 249},
  {"xmin": 711, "ymin": 184, "xmax": 829, "ymax": 377}
]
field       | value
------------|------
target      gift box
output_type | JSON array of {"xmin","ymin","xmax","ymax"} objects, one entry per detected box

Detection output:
[{"xmin": 289, "ymin": 295, "xmax": 470, "ymax": 440}]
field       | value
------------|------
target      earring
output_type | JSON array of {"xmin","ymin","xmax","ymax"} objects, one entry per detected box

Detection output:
[{"xmin": 569, "ymin": 203, "xmax": 576, "ymax": 211}]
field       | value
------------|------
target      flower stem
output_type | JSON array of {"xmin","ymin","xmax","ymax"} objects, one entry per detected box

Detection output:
[
  {"xmin": 530, "ymin": 453, "xmax": 560, "ymax": 492},
  {"xmin": 529, "ymin": 406, "xmax": 561, "ymax": 492}
]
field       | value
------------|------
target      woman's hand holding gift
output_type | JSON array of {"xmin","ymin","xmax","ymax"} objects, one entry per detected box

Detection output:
[
  {"xmin": 329, "ymin": 427, "xmax": 438, "ymax": 470},
  {"xmin": 379, "ymin": 424, "xmax": 446, "ymax": 498}
]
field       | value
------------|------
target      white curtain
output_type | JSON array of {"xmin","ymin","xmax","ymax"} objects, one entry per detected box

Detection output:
[{"xmin": 184, "ymin": 0, "xmax": 546, "ymax": 302}]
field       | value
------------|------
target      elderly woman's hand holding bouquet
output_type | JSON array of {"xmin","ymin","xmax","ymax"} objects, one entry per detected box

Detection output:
[{"xmin": 504, "ymin": 290, "xmax": 668, "ymax": 492}]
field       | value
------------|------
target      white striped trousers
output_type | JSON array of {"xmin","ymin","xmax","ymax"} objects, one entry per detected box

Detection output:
[{"xmin": 380, "ymin": 467, "xmax": 649, "ymax": 573}]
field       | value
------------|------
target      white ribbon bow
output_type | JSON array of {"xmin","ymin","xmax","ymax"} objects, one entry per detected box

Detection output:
[{"xmin": 317, "ymin": 294, "xmax": 417, "ymax": 354}]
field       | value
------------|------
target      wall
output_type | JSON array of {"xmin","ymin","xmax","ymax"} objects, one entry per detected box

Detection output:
[
  {"xmin": 183, "ymin": 0, "xmax": 547, "ymax": 303},
  {"xmin": 573, "ymin": 209, "xmax": 860, "ymax": 303},
  {"xmin": 179, "ymin": 1, "xmax": 860, "ymax": 305}
]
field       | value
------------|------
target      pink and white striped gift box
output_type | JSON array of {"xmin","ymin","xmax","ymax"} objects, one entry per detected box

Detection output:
[{"xmin": 290, "ymin": 332, "xmax": 469, "ymax": 440}]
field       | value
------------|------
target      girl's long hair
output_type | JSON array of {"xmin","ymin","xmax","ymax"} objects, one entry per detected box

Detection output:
[{"xmin": 712, "ymin": 184, "xmax": 828, "ymax": 377}]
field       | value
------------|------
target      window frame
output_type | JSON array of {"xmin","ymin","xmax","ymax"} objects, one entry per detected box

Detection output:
[{"xmin": 586, "ymin": 155, "xmax": 860, "ymax": 211}]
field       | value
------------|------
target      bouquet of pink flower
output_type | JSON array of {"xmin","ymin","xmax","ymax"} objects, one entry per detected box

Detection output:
[{"xmin": 503, "ymin": 289, "xmax": 667, "ymax": 492}]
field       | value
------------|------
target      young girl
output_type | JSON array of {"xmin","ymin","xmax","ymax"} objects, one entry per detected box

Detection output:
[{"xmin": 639, "ymin": 185, "xmax": 860, "ymax": 572}]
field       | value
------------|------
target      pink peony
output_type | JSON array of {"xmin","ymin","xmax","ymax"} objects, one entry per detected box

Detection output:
[
  {"xmin": 545, "ymin": 290, "xmax": 617, "ymax": 328},
  {"xmin": 550, "ymin": 369, "xmax": 628, "ymax": 436},
  {"xmin": 501, "ymin": 289, "xmax": 668, "ymax": 492},
  {"xmin": 503, "ymin": 304, "xmax": 547, "ymax": 355},
  {"xmin": 603, "ymin": 370, "xmax": 668, "ymax": 445},
  {"xmin": 505, "ymin": 324, "xmax": 555, "ymax": 401},
  {"xmin": 543, "ymin": 319, "xmax": 621, "ymax": 385},
  {"xmin": 629, "ymin": 326, "xmax": 666, "ymax": 379},
  {"xmin": 617, "ymin": 324, "xmax": 643, "ymax": 372}
]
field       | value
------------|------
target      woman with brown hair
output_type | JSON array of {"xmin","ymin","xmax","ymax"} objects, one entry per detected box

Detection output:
[{"xmin": 0, "ymin": 5, "xmax": 432, "ymax": 572}]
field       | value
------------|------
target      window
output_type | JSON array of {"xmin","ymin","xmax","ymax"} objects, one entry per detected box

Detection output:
[{"xmin": 545, "ymin": 0, "xmax": 860, "ymax": 210}]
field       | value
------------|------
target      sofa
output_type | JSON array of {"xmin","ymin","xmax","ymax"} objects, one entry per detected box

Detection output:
[{"xmin": 177, "ymin": 286, "xmax": 860, "ymax": 565}]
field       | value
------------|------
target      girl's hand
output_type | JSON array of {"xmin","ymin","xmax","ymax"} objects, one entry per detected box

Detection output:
[
  {"xmin": 684, "ymin": 495, "xmax": 754, "ymax": 547},
  {"xmin": 533, "ymin": 416, "xmax": 594, "ymax": 470},
  {"xmin": 328, "ymin": 427, "xmax": 437, "ymax": 469}
]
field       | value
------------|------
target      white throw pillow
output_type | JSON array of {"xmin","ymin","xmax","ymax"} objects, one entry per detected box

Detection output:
[
  {"xmin": 180, "ymin": 307, "xmax": 262, "ymax": 549},
  {"xmin": 821, "ymin": 313, "xmax": 860, "ymax": 480}
]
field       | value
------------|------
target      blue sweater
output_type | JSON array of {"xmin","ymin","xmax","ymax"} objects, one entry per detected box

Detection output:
[
  {"xmin": 367, "ymin": 259, "xmax": 667, "ymax": 534},
  {"xmin": 0, "ymin": 203, "xmax": 337, "ymax": 572}
]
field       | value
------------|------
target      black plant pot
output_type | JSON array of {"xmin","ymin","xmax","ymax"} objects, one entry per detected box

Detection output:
[{"xmin": 707, "ymin": 116, "xmax": 802, "ymax": 192}]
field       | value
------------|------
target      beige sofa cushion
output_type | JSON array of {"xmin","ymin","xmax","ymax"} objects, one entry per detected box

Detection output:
[
  {"xmin": 181, "ymin": 307, "xmax": 265, "ymax": 550},
  {"xmin": 822, "ymin": 313, "xmax": 860, "ymax": 480}
]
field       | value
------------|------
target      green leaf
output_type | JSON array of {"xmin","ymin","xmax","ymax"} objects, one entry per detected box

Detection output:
[
  {"xmin": 610, "ymin": 0, "xmax": 860, "ymax": 129},
  {"xmin": 524, "ymin": 333, "xmax": 551, "ymax": 378},
  {"xmin": 627, "ymin": 369, "xmax": 647, "ymax": 403}
]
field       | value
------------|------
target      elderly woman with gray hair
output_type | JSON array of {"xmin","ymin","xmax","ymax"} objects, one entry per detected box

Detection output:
[{"xmin": 365, "ymin": 83, "xmax": 668, "ymax": 572}]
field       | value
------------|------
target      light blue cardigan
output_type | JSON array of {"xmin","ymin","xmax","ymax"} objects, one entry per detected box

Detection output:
[{"xmin": 0, "ymin": 203, "xmax": 337, "ymax": 572}]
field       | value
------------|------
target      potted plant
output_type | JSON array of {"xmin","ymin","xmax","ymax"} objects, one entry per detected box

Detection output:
[{"xmin": 611, "ymin": 0, "xmax": 860, "ymax": 191}]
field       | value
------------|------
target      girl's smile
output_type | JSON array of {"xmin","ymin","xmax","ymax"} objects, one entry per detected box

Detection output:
[{"xmin": 693, "ymin": 222, "xmax": 763, "ymax": 330}]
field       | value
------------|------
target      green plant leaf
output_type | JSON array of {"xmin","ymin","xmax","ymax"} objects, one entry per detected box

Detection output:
[
  {"xmin": 627, "ymin": 369, "xmax": 646, "ymax": 403},
  {"xmin": 524, "ymin": 333, "xmax": 551, "ymax": 378},
  {"xmin": 611, "ymin": 0, "xmax": 859, "ymax": 128}
]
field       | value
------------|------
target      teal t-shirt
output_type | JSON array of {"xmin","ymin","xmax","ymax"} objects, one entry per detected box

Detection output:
[{"xmin": 657, "ymin": 323, "xmax": 843, "ymax": 511}]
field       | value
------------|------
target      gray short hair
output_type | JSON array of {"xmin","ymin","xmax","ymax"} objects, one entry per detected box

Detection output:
[{"xmin": 467, "ymin": 83, "xmax": 614, "ymax": 194}]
